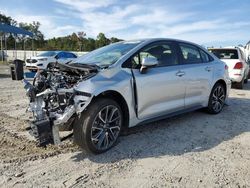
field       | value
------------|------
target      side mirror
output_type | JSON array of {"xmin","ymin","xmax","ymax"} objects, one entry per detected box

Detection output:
[{"xmin": 140, "ymin": 57, "xmax": 158, "ymax": 74}]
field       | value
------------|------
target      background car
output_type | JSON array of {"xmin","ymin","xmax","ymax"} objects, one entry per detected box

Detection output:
[
  {"xmin": 208, "ymin": 47, "xmax": 249, "ymax": 89},
  {"xmin": 25, "ymin": 51, "xmax": 77, "ymax": 71}
]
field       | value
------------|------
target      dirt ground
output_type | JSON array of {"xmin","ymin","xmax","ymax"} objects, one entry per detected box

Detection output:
[{"xmin": 0, "ymin": 64, "xmax": 250, "ymax": 188}]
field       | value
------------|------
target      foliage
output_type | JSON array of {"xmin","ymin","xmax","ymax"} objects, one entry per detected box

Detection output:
[{"xmin": 0, "ymin": 13, "xmax": 123, "ymax": 51}]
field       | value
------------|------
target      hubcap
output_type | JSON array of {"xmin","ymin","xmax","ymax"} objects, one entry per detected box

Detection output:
[
  {"xmin": 91, "ymin": 105, "xmax": 121, "ymax": 150},
  {"xmin": 212, "ymin": 85, "xmax": 225, "ymax": 112}
]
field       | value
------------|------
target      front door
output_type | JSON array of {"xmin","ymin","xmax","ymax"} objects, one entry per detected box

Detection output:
[{"xmin": 132, "ymin": 41, "xmax": 186, "ymax": 120}]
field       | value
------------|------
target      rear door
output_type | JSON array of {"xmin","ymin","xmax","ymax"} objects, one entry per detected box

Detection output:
[
  {"xmin": 131, "ymin": 41, "xmax": 186, "ymax": 120},
  {"xmin": 177, "ymin": 43, "xmax": 214, "ymax": 108}
]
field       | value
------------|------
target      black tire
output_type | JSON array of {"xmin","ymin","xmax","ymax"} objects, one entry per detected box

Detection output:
[
  {"xmin": 207, "ymin": 83, "xmax": 226, "ymax": 114},
  {"xmin": 234, "ymin": 78, "xmax": 244, "ymax": 89},
  {"xmin": 73, "ymin": 98, "xmax": 123, "ymax": 154},
  {"xmin": 244, "ymin": 78, "xmax": 248, "ymax": 84}
]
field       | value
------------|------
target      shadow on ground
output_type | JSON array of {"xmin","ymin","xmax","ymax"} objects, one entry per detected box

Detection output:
[{"xmin": 71, "ymin": 96, "xmax": 250, "ymax": 163}]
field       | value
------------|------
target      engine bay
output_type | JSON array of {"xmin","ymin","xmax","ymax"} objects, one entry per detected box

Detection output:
[{"xmin": 23, "ymin": 63, "xmax": 97, "ymax": 146}]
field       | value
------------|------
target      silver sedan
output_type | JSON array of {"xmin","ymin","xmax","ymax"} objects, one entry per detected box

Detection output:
[{"xmin": 24, "ymin": 38, "xmax": 231, "ymax": 153}]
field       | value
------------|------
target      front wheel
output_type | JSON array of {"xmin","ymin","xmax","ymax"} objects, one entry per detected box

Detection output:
[
  {"xmin": 73, "ymin": 98, "xmax": 123, "ymax": 154},
  {"xmin": 207, "ymin": 83, "xmax": 226, "ymax": 114}
]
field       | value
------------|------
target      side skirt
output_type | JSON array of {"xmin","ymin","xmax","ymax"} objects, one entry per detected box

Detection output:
[{"xmin": 136, "ymin": 105, "xmax": 203, "ymax": 127}]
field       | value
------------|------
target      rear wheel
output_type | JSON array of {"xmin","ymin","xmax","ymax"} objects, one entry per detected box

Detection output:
[
  {"xmin": 73, "ymin": 98, "xmax": 123, "ymax": 154},
  {"xmin": 207, "ymin": 83, "xmax": 226, "ymax": 114},
  {"xmin": 244, "ymin": 76, "xmax": 248, "ymax": 83}
]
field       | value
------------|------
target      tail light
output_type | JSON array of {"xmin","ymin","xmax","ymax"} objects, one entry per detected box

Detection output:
[{"xmin": 233, "ymin": 62, "xmax": 243, "ymax": 69}]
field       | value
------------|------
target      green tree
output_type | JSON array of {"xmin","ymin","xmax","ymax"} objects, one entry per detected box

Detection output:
[
  {"xmin": 96, "ymin": 33, "xmax": 110, "ymax": 48},
  {"xmin": 110, "ymin": 37, "xmax": 123, "ymax": 43},
  {"xmin": 1, "ymin": 13, "xmax": 124, "ymax": 51},
  {"xmin": 18, "ymin": 21, "xmax": 45, "ymax": 50},
  {"xmin": 0, "ymin": 12, "xmax": 17, "ymax": 25}
]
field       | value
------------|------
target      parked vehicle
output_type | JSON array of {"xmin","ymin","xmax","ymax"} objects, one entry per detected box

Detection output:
[
  {"xmin": 208, "ymin": 47, "xmax": 249, "ymax": 89},
  {"xmin": 23, "ymin": 38, "xmax": 231, "ymax": 153},
  {"xmin": 25, "ymin": 51, "xmax": 77, "ymax": 71}
]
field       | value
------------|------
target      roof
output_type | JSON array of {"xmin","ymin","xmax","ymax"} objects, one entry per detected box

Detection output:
[
  {"xmin": 0, "ymin": 23, "xmax": 33, "ymax": 37},
  {"xmin": 208, "ymin": 47, "xmax": 239, "ymax": 50}
]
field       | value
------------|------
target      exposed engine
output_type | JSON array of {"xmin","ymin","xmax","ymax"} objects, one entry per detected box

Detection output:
[{"xmin": 23, "ymin": 63, "xmax": 97, "ymax": 146}]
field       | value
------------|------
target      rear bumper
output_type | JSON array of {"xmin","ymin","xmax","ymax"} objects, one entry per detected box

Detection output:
[{"xmin": 229, "ymin": 70, "xmax": 244, "ymax": 83}]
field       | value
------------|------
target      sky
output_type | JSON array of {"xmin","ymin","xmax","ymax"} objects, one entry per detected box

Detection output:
[{"xmin": 0, "ymin": 0, "xmax": 250, "ymax": 46}]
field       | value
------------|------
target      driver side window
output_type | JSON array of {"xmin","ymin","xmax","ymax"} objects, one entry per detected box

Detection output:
[
  {"xmin": 139, "ymin": 43, "xmax": 178, "ymax": 67},
  {"xmin": 122, "ymin": 42, "xmax": 178, "ymax": 69}
]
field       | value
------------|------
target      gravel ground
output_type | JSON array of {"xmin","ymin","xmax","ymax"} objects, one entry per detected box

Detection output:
[{"xmin": 0, "ymin": 65, "xmax": 250, "ymax": 188}]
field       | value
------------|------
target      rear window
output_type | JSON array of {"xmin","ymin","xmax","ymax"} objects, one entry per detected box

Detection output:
[{"xmin": 209, "ymin": 49, "xmax": 238, "ymax": 59}]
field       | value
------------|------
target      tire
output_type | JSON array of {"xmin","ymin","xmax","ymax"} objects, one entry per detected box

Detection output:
[
  {"xmin": 234, "ymin": 78, "xmax": 244, "ymax": 89},
  {"xmin": 73, "ymin": 98, "xmax": 123, "ymax": 154},
  {"xmin": 207, "ymin": 83, "xmax": 226, "ymax": 114},
  {"xmin": 244, "ymin": 78, "xmax": 248, "ymax": 84}
]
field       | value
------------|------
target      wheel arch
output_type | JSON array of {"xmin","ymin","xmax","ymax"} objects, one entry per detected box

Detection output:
[
  {"xmin": 213, "ymin": 79, "xmax": 227, "ymax": 94},
  {"xmin": 92, "ymin": 90, "xmax": 130, "ymax": 131}
]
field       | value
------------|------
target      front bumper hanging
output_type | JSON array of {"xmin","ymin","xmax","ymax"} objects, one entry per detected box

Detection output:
[{"xmin": 29, "ymin": 119, "xmax": 54, "ymax": 146}]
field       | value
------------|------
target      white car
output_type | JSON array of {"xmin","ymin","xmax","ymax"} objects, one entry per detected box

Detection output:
[
  {"xmin": 25, "ymin": 51, "xmax": 77, "ymax": 71},
  {"xmin": 209, "ymin": 47, "xmax": 249, "ymax": 89}
]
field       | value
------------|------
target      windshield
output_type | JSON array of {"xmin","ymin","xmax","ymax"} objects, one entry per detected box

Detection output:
[
  {"xmin": 37, "ymin": 51, "xmax": 57, "ymax": 57},
  {"xmin": 209, "ymin": 49, "xmax": 239, "ymax": 59},
  {"xmin": 71, "ymin": 41, "xmax": 141, "ymax": 67}
]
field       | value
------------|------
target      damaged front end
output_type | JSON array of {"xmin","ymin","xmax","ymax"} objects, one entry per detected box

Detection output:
[{"xmin": 23, "ymin": 63, "xmax": 97, "ymax": 146}]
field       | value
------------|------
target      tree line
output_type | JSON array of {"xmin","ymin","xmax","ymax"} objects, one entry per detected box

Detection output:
[{"xmin": 0, "ymin": 13, "xmax": 123, "ymax": 51}]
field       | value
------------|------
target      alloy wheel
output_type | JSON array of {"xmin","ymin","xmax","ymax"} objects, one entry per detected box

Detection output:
[
  {"xmin": 211, "ymin": 85, "xmax": 225, "ymax": 113},
  {"xmin": 91, "ymin": 105, "xmax": 122, "ymax": 150}
]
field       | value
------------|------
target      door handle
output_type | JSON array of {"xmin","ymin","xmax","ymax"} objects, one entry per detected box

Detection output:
[
  {"xmin": 205, "ymin": 66, "xmax": 212, "ymax": 72},
  {"xmin": 176, "ymin": 71, "xmax": 185, "ymax": 77}
]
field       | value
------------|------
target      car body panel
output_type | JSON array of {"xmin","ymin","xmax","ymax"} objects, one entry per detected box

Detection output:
[
  {"xmin": 132, "ymin": 65, "xmax": 185, "ymax": 120},
  {"xmin": 180, "ymin": 62, "xmax": 214, "ymax": 108}
]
